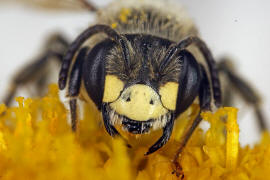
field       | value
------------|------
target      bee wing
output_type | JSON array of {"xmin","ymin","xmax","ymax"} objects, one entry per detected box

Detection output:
[{"xmin": 2, "ymin": 0, "xmax": 95, "ymax": 12}]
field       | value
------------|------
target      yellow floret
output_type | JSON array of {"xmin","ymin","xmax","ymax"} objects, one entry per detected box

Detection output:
[{"xmin": 0, "ymin": 84, "xmax": 269, "ymax": 180}]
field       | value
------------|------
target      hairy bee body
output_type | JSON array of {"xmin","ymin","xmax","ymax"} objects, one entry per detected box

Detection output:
[{"xmin": 98, "ymin": 0, "xmax": 197, "ymax": 41}]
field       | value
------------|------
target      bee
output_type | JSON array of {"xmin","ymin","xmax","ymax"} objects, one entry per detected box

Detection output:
[
  {"xmin": 1, "ymin": 0, "xmax": 268, "ymax": 175},
  {"xmin": 58, "ymin": 0, "xmax": 222, "ymax": 155}
]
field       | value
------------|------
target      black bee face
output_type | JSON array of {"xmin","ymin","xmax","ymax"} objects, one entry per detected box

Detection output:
[
  {"xmin": 82, "ymin": 33, "xmax": 202, "ymax": 154},
  {"xmin": 83, "ymin": 35, "xmax": 179, "ymax": 132},
  {"xmin": 102, "ymin": 35, "xmax": 181, "ymax": 133}
]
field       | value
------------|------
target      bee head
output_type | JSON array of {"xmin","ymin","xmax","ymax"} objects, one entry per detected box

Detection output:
[{"xmin": 83, "ymin": 34, "xmax": 201, "ymax": 134}]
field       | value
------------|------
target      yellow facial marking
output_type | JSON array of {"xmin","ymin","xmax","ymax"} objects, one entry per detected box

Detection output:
[
  {"xmin": 110, "ymin": 84, "xmax": 168, "ymax": 121},
  {"xmin": 102, "ymin": 75, "xmax": 124, "ymax": 103},
  {"xmin": 159, "ymin": 82, "xmax": 179, "ymax": 110}
]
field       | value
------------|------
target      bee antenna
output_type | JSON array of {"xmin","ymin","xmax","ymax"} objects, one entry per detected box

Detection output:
[
  {"xmin": 58, "ymin": 24, "xmax": 130, "ymax": 90},
  {"xmin": 118, "ymin": 36, "xmax": 131, "ymax": 73},
  {"xmin": 159, "ymin": 44, "xmax": 178, "ymax": 72},
  {"xmin": 159, "ymin": 37, "xmax": 198, "ymax": 72}
]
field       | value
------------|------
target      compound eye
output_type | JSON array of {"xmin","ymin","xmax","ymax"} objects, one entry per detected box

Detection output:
[
  {"xmin": 159, "ymin": 82, "xmax": 179, "ymax": 110},
  {"xmin": 103, "ymin": 75, "xmax": 124, "ymax": 103}
]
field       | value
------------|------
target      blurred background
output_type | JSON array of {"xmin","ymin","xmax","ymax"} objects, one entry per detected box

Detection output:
[{"xmin": 0, "ymin": 0, "xmax": 269, "ymax": 145}]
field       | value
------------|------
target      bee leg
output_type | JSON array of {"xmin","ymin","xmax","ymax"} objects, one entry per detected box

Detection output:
[
  {"xmin": 172, "ymin": 65, "xmax": 212, "ymax": 177},
  {"xmin": 217, "ymin": 58, "xmax": 267, "ymax": 131},
  {"xmin": 145, "ymin": 113, "xmax": 175, "ymax": 155},
  {"xmin": 79, "ymin": 0, "xmax": 98, "ymax": 12},
  {"xmin": 101, "ymin": 104, "xmax": 120, "ymax": 136},
  {"xmin": 69, "ymin": 99, "xmax": 78, "ymax": 131},
  {"xmin": 2, "ymin": 34, "xmax": 69, "ymax": 106},
  {"xmin": 2, "ymin": 52, "xmax": 60, "ymax": 106},
  {"xmin": 67, "ymin": 47, "xmax": 88, "ymax": 131}
]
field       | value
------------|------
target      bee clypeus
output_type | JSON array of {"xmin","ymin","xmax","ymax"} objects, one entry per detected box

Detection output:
[{"xmin": 2, "ymin": 0, "xmax": 267, "ymax": 175}]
